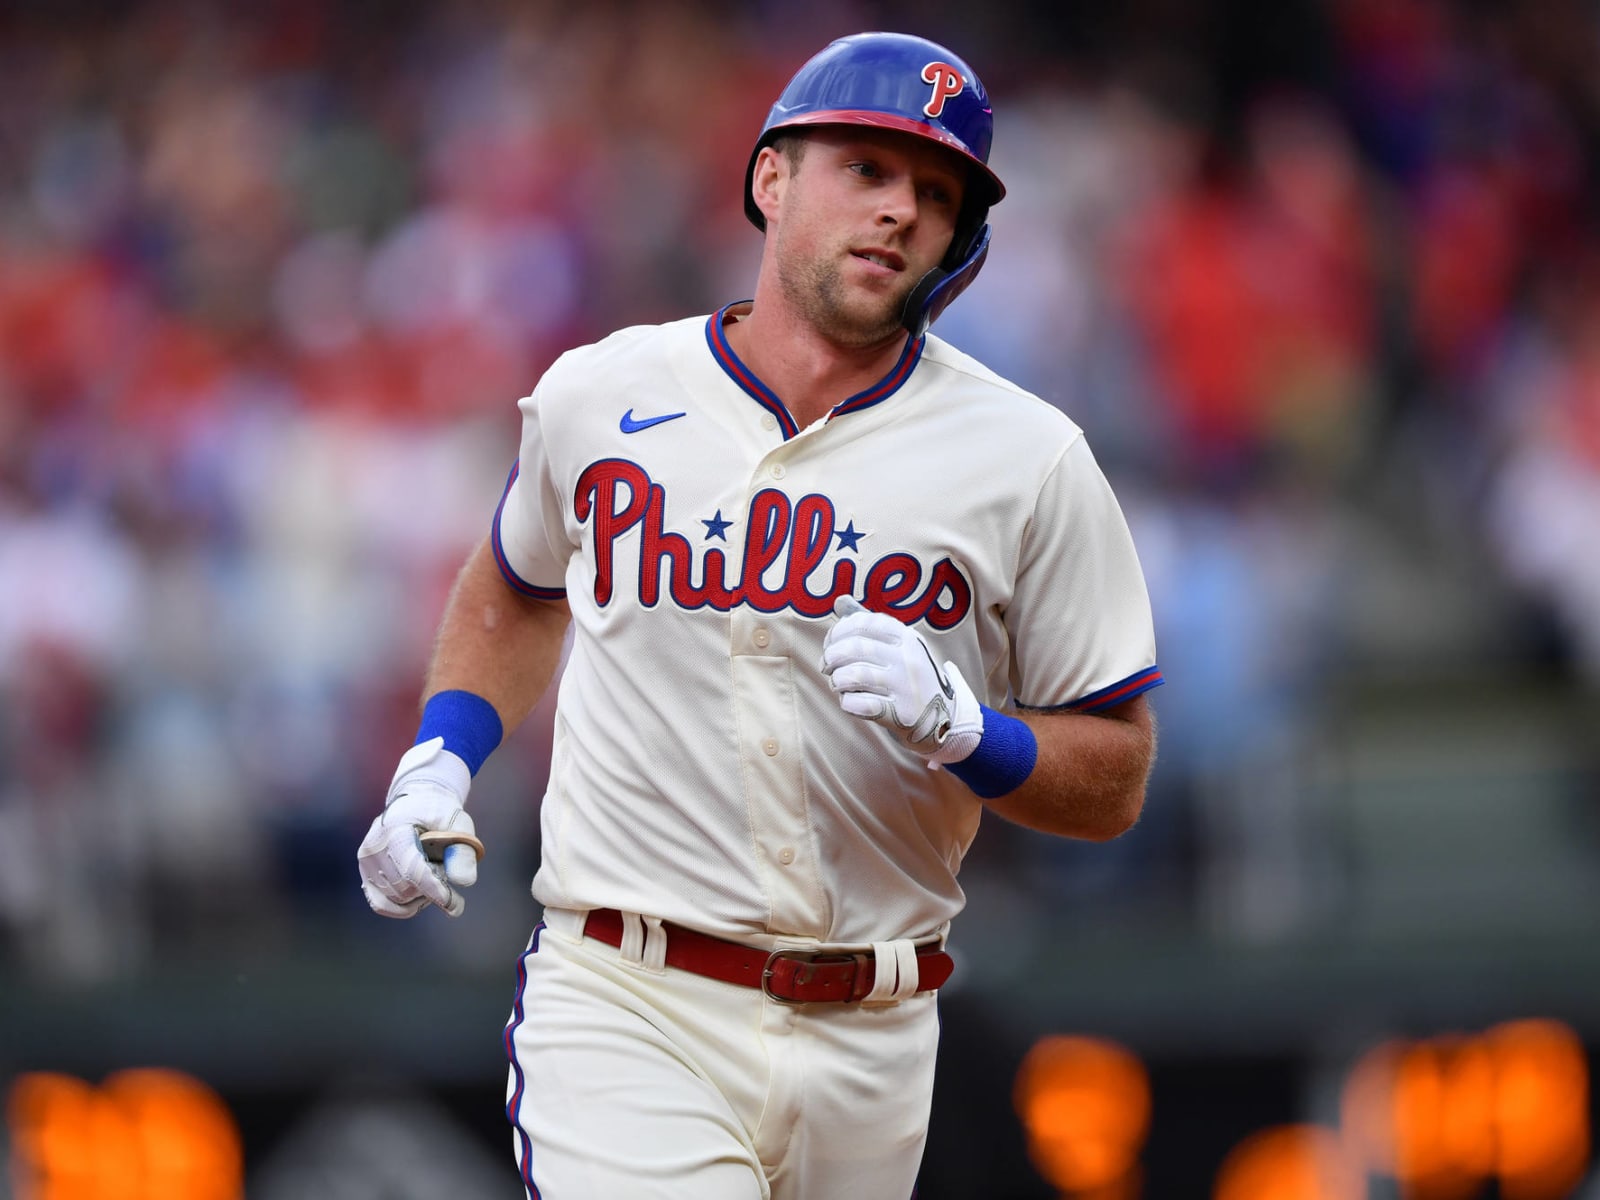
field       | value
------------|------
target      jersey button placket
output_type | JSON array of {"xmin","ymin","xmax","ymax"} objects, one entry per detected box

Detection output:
[{"xmin": 727, "ymin": 455, "xmax": 822, "ymax": 933}]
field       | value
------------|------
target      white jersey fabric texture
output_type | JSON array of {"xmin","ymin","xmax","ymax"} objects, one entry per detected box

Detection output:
[{"xmin": 493, "ymin": 302, "xmax": 1163, "ymax": 947}]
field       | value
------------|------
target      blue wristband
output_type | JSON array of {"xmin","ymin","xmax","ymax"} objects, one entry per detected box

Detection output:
[
  {"xmin": 415, "ymin": 690, "xmax": 503, "ymax": 776},
  {"xmin": 946, "ymin": 706, "xmax": 1038, "ymax": 799}
]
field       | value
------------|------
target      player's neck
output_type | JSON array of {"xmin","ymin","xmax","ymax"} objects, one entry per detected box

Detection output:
[{"xmin": 725, "ymin": 297, "xmax": 910, "ymax": 430}]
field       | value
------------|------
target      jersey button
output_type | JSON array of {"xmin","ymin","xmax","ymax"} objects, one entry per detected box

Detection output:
[
  {"xmin": 761, "ymin": 414, "xmax": 777, "ymax": 431},
  {"xmin": 769, "ymin": 463, "xmax": 786, "ymax": 480},
  {"xmin": 752, "ymin": 628, "xmax": 770, "ymax": 649},
  {"xmin": 762, "ymin": 738, "xmax": 780, "ymax": 756},
  {"xmin": 777, "ymin": 847, "xmax": 795, "ymax": 865}
]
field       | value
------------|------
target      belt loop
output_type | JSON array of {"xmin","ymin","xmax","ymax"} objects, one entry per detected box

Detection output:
[
  {"xmin": 862, "ymin": 940, "xmax": 922, "ymax": 1007},
  {"xmin": 641, "ymin": 916, "xmax": 668, "ymax": 973},
  {"xmin": 862, "ymin": 942, "xmax": 900, "ymax": 1007},
  {"xmin": 544, "ymin": 907, "xmax": 587, "ymax": 940},
  {"xmin": 618, "ymin": 912, "xmax": 646, "ymax": 964},
  {"xmin": 890, "ymin": 940, "xmax": 920, "ymax": 1001}
]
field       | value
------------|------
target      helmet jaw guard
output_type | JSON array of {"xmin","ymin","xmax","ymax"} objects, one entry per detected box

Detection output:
[
  {"xmin": 899, "ymin": 223, "xmax": 990, "ymax": 339},
  {"xmin": 744, "ymin": 32, "xmax": 1005, "ymax": 336}
]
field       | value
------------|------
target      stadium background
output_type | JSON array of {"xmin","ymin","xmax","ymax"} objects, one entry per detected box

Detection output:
[{"xmin": 3, "ymin": 0, "xmax": 1600, "ymax": 1195}]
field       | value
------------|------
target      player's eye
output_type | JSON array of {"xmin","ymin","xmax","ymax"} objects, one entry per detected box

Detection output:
[{"xmin": 849, "ymin": 161, "xmax": 880, "ymax": 179}]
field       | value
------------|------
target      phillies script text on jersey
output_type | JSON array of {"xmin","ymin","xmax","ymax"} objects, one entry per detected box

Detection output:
[{"xmin": 576, "ymin": 457, "xmax": 972, "ymax": 629}]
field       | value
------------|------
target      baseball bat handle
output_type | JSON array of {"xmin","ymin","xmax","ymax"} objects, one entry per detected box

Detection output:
[{"xmin": 419, "ymin": 830, "xmax": 486, "ymax": 863}]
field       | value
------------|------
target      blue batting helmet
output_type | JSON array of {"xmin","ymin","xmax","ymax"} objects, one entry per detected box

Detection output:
[{"xmin": 743, "ymin": 32, "xmax": 1006, "ymax": 336}]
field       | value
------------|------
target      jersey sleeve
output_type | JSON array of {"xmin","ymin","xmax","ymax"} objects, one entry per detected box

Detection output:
[
  {"xmin": 1007, "ymin": 434, "xmax": 1163, "ymax": 711},
  {"xmin": 490, "ymin": 384, "xmax": 571, "ymax": 599}
]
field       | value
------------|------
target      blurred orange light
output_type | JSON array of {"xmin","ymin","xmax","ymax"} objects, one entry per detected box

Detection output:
[
  {"xmin": 1340, "ymin": 1019, "xmax": 1590, "ymax": 1200},
  {"xmin": 1213, "ymin": 1124, "xmax": 1361, "ymax": 1200},
  {"xmin": 1486, "ymin": 1019, "xmax": 1589, "ymax": 1200},
  {"xmin": 1392, "ymin": 1036, "xmax": 1496, "ymax": 1199},
  {"xmin": 1014, "ymin": 1034, "xmax": 1151, "ymax": 1194},
  {"xmin": 7, "ymin": 1068, "xmax": 242, "ymax": 1200},
  {"xmin": 1341, "ymin": 1038, "xmax": 1406, "ymax": 1175}
]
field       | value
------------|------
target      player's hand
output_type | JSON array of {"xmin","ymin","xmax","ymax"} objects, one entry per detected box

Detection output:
[
  {"xmin": 357, "ymin": 738, "xmax": 480, "ymax": 918},
  {"xmin": 820, "ymin": 595, "xmax": 983, "ymax": 765}
]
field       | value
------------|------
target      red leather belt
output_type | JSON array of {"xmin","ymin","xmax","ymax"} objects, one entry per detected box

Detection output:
[{"xmin": 580, "ymin": 908, "xmax": 954, "ymax": 1004}]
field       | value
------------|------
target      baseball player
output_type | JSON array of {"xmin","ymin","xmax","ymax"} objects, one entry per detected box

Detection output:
[{"xmin": 358, "ymin": 30, "xmax": 1163, "ymax": 1199}]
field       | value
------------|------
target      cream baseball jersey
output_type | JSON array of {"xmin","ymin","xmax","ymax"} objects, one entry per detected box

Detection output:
[{"xmin": 492, "ymin": 302, "xmax": 1163, "ymax": 946}]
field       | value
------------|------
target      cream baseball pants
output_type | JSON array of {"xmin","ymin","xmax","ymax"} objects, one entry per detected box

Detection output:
[{"xmin": 503, "ymin": 909, "xmax": 940, "ymax": 1199}]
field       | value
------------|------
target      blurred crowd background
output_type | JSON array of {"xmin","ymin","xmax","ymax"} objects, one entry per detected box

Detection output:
[{"xmin": 4, "ymin": 0, "xmax": 1600, "ymax": 1195}]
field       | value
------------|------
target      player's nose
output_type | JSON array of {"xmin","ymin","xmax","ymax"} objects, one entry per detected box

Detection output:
[{"xmin": 875, "ymin": 175, "xmax": 919, "ymax": 228}]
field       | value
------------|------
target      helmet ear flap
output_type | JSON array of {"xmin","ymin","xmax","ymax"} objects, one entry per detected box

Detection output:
[{"xmin": 899, "ymin": 223, "xmax": 991, "ymax": 337}]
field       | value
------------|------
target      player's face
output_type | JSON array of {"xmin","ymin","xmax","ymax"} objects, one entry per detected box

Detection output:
[{"xmin": 769, "ymin": 128, "xmax": 966, "ymax": 347}]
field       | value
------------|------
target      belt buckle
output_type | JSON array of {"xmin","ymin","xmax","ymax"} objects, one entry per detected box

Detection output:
[
  {"xmin": 761, "ymin": 949, "xmax": 809, "ymax": 1006},
  {"xmin": 761, "ymin": 949, "xmax": 870, "ymax": 1005}
]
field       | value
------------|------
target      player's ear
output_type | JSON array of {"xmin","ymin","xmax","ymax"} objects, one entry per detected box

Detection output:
[{"xmin": 750, "ymin": 144, "xmax": 790, "ymax": 228}]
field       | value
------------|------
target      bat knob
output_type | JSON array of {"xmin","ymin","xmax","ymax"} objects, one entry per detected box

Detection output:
[{"xmin": 419, "ymin": 830, "xmax": 486, "ymax": 863}]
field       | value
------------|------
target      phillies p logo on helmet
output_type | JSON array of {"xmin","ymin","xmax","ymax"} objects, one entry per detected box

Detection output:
[{"xmin": 920, "ymin": 62, "xmax": 965, "ymax": 118}]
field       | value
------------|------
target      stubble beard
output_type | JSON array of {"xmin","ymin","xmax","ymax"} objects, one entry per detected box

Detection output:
[{"xmin": 776, "ymin": 240, "xmax": 913, "ymax": 348}]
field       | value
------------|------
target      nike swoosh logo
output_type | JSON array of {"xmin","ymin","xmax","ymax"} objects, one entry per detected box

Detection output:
[
  {"xmin": 620, "ymin": 408, "xmax": 687, "ymax": 434},
  {"xmin": 920, "ymin": 642, "xmax": 955, "ymax": 700}
]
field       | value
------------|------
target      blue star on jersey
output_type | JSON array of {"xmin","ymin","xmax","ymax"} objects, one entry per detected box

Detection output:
[
  {"xmin": 834, "ymin": 521, "xmax": 863, "ymax": 552},
  {"xmin": 702, "ymin": 510, "xmax": 732, "ymax": 540}
]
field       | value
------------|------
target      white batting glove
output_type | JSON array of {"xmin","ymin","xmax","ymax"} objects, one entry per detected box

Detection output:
[
  {"xmin": 820, "ymin": 594, "xmax": 984, "ymax": 765},
  {"xmin": 357, "ymin": 737, "xmax": 479, "ymax": 918}
]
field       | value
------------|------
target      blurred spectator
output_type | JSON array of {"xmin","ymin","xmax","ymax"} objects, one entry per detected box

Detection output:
[{"xmin": 1484, "ymin": 264, "xmax": 1600, "ymax": 683}]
